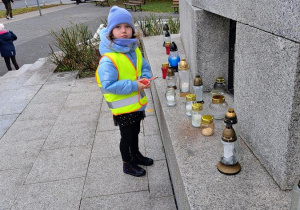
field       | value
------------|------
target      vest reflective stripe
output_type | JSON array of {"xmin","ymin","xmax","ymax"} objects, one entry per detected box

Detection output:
[
  {"xmin": 95, "ymin": 48, "xmax": 148, "ymax": 115},
  {"xmin": 106, "ymin": 90, "xmax": 146, "ymax": 109}
]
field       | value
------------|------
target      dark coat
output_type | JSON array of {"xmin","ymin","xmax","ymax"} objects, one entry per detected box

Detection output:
[
  {"xmin": 0, "ymin": 31, "xmax": 17, "ymax": 58},
  {"xmin": 2, "ymin": 0, "xmax": 13, "ymax": 4}
]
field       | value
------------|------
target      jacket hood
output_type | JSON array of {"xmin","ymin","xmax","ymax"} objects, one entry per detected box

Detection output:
[
  {"xmin": 0, "ymin": 31, "xmax": 12, "ymax": 40},
  {"xmin": 99, "ymin": 27, "xmax": 137, "ymax": 55}
]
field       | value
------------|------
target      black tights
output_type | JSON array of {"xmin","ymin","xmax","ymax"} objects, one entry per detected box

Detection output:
[
  {"xmin": 119, "ymin": 120, "xmax": 141, "ymax": 162},
  {"xmin": 4, "ymin": 56, "xmax": 19, "ymax": 71}
]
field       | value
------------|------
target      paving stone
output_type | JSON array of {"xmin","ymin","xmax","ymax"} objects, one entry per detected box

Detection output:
[
  {"xmin": 12, "ymin": 178, "xmax": 85, "ymax": 210},
  {"xmin": 23, "ymin": 62, "xmax": 56, "ymax": 86},
  {"xmin": 25, "ymin": 146, "xmax": 91, "ymax": 184},
  {"xmin": 64, "ymin": 91, "xmax": 101, "ymax": 107},
  {"xmin": 145, "ymin": 100, "xmax": 156, "ymax": 116},
  {"xmin": 45, "ymin": 71, "xmax": 78, "ymax": 84},
  {"xmin": 29, "ymin": 89, "xmax": 70, "ymax": 105},
  {"xmin": 17, "ymin": 102, "xmax": 63, "ymax": 121},
  {"xmin": 0, "ymin": 114, "xmax": 18, "ymax": 139},
  {"xmin": 71, "ymin": 77, "xmax": 100, "ymax": 93},
  {"xmin": 144, "ymin": 134, "xmax": 166, "ymax": 161},
  {"xmin": 83, "ymin": 156, "xmax": 148, "ymax": 198},
  {"xmin": 0, "ymin": 85, "xmax": 42, "ymax": 115},
  {"xmin": 43, "ymin": 121, "xmax": 97, "ymax": 150},
  {"xmin": 100, "ymin": 100, "xmax": 110, "ymax": 112},
  {"xmin": 2, "ymin": 119, "xmax": 56, "ymax": 142},
  {"xmin": 147, "ymin": 160, "xmax": 173, "ymax": 199},
  {"xmin": 56, "ymin": 104, "xmax": 100, "ymax": 125},
  {"xmin": 0, "ymin": 168, "xmax": 29, "ymax": 209},
  {"xmin": 0, "ymin": 139, "xmax": 45, "ymax": 170},
  {"xmin": 80, "ymin": 191, "xmax": 151, "ymax": 210},
  {"xmin": 150, "ymin": 196, "xmax": 177, "ymax": 210},
  {"xmin": 97, "ymin": 111, "xmax": 119, "ymax": 132},
  {"xmin": 142, "ymin": 115, "xmax": 159, "ymax": 136}
]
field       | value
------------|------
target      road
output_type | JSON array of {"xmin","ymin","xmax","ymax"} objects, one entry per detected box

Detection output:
[{"xmin": 0, "ymin": 0, "xmax": 76, "ymax": 10}]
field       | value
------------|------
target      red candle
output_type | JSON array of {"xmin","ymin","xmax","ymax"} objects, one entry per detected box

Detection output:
[
  {"xmin": 165, "ymin": 42, "xmax": 171, "ymax": 55},
  {"xmin": 161, "ymin": 63, "xmax": 169, "ymax": 79}
]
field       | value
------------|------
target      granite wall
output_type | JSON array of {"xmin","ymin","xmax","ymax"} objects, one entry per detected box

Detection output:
[
  {"xmin": 180, "ymin": 0, "xmax": 229, "ymax": 91},
  {"xmin": 180, "ymin": 0, "xmax": 300, "ymax": 189}
]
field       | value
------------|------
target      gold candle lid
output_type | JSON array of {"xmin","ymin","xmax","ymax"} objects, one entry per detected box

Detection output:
[
  {"xmin": 216, "ymin": 77, "xmax": 225, "ymax": 83},
  {"xmin": 201, "ymin": 115, "xmax": 213, "ymax": 124},
  {"xmin": 167, "ymin": 68, "xmax": 175, "ymax": 76},
  {"xmin": 192, "ymin": 103, "xmax": 202, "ymax": 111},
  {"xmin": 212, "ymin": 95, "xmax": 225, "ymax": 104},
  {"xmin": 186, "ymin": 94, "xmax": 196, "ymax": 101},
  {"xmin": 224, "ymin": 108, "xmax": 237, "ymax": 124},
  {"xmin": 193, "ymin": 75, "xmax": 203, "ymax": 86},
  {"xmin": 178, "ymin": 59, "xmax": 189, "ymax": 71},
  {"xmin": 222, "ymin": 125, "xmax": 237, "ymax": 142},
  {"xmin": 162, "ymin": 63, "xmax": 169, "ymax": 68}
]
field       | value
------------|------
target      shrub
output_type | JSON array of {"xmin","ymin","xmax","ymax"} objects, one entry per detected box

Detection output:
[{"xmin": 48, "ymin": 23, "xmax": 100, "ymax": 78}]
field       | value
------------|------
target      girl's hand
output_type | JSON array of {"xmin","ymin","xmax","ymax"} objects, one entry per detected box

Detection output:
[{"xmin": 137, "ymin": 78, "xmax": 151, "ymax": 91}]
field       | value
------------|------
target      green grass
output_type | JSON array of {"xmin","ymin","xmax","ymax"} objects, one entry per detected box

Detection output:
[
  {"xmin": 110, "ymin": 0, "xmax": 175, "ymax": 13},
  {"xmin": 0, "ymin": 4, "xmax": 61, "ymax": 18}
]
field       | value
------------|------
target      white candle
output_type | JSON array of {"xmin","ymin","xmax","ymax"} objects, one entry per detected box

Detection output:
[
  {"xmin": 192, "ymin": 114, "xmax": 202, "ymax": 127},
  {"xmin": 223, "ymin": 142, "xmax": 234, "ymax": 159},
  {"xmin": 186, "ymin": 104, "xmax": 192, "ymax": 116},
  {"xmin": 181, "ymin": 82, "xmax": 189, "ymax": 92},
  {"xmin": 167, "ymin": 95, "xmax": 175, "ymax": 106}
]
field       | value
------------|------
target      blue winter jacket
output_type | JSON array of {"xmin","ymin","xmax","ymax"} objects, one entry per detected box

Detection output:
[
  {"xmin": 97, "ymin": 28, "xmax": 152, "ymax": 111},
  {"xmin": 0, "ymin": 31, "xmax": 17, "ymax": 58}
]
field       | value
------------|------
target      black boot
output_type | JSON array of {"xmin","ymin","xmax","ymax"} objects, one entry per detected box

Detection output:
[
  {"xmin": 123, "ymin": 162, "xmax": 146, "ymax": 177},
  {"xmin": 132, "ymin": 152, "xmax": 154, "ymax": 166}
]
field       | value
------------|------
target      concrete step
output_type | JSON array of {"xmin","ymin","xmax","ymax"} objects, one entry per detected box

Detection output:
[
  {"xmin": 24, "ymin": 61, "xmax": 57, "ymax": 86},
  {"xmin": 142, "ymin": 34, "xmax": 290, "ymax": 210},
  {"xmin": 0, "ymin": 64, "xmax": 33, "ymax": 79}
]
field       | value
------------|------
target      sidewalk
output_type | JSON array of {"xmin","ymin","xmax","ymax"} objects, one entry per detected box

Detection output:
[{"xmin": 0, "ymin": 5, "xmax": 177, "ymax": 210}]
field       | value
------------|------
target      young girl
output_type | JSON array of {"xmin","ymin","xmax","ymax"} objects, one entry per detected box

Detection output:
[
  {"xmin": 96, "ymin": 6, "xmax": 153, "ymax": 177},
  {"xmin": 0, "ymin": 23, "xmax": 19, "ymax": 71}
]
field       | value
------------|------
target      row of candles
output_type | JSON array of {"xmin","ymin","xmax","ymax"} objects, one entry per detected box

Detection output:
[
  {"xmin": 162, "ymin": 25, "xmax": 241, "ymax": 175},
  {"xmin": 161, "ymin": 24, "xmax": 300, "ymax": 207}
]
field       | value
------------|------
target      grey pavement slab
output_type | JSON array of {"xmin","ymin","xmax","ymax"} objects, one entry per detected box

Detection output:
[
  {"xmin": 100, "ymin": 99, "xmax": 110, "ymax": 112},
  {"xmin": 83, "ymin": 155, "xmax": 148, "ymax": 198},
  {"xmin": 12, "ymin": 177, "xmax": 85, "ymax": 210},
  {"xmin": 45, "ymin": 71, "xmax": 78, "ymax": 84},
  {"xmin": 43, "ymin": 121, "xmax": 97, "ymax": 150},
  {"xmin": 17, "ymin": 102, "xmax": 63, "ymax": 121},
  {"xmin": 70, "ymin": 77, "xmax": 100, "ymax": 93},
  {"xmin": 150, "ymin": 196, "xmax": 177, "ymax": 210},
  {"xmin": 0, "ymin": 114, "xmax": 18, "ymax": 138},
  {"xmin": 148, "ymin": 160, "xmax": 173, "ymax": 199},
  {"xmin": 80, "ymin": 191, "xmax": 151, "ymax": 210},
  {"xmin": 145, "ymin": 100, "xmax": 156, "ymax": 116},
  {"xmin": 142, "ymin": 115, "xmax": 160, "ymax": 136},
  {"xmin": 97, "ymin": 111, "xmax": 119, "ymax": 132},
  {"xmin": 55, "ymin": 104, "xmax": 100, "ymax": 125},
  {"xmin": 144, "ymin": 134, "xmax": 166, "ymax": 161},
  {"xmin": 23, "ymin": 62, "xmax": 57, "ymax": 86},
  {"xmin": 0, "ymin": 139, "xmax": 45, "ymax": 170},
  {"xmin": 1, "ymin": 119, "xmax": 56, "ymax": 142},
  {"xmin": 0, "ymin": 85, "xmax": 41, "ymax": 115},
  {"xmin": 25, "ymin": 146, "xmax": 91, "ymax": 184},
  {"xmin": 0, "ymin": 168, "xmax": 29, "ymax": 209},
  {"xmin": 64, "ymin": 91, "xmax": 101, "ymax": 107}
]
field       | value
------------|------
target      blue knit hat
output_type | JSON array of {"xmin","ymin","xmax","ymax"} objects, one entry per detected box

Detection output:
[{"xmin": 106, "ymin": 6, "xmax": 135, "ymax": 35}]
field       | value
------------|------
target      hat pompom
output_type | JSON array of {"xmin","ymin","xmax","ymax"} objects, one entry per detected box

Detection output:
[{"xmin": 0, "ymin": 24, "xmax": 5, "ymax": 32}]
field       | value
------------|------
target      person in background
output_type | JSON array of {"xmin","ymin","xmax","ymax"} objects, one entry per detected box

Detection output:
[
  {"xmin": 0, "ymin": 23, "xmax": 19, "ymax": 71},
  {"xmin": 2, "ymin": 0, "xmax": 14, "ymax": 20},
  {"xmin": 96, "ymin": 6, "xmax": 154, "ymax": 177}
]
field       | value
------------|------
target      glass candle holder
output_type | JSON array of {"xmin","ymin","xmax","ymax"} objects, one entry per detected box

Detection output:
[
  {"xmin": 200, "ymin": 115, "xmax": 214, "ymax": 136},
  {"xmin": 211, "ymin": 77, "xmax": 227, "ymax": 96},
  {"xmin": 165, "ymin": 42, "xmax": 171, "ymax": 55},
  {"xmin": 185, "ymin": 94, "xmax": 196, "ymax": 117},
  {"xmin": 165, "ymin": 87, "xmax": 176, "ymax": 107},
  {"xmin": 161, "ymin": 63, "xmax": 169, "ymax": 79},
  {"xmin": 178, "ymin": 59, "xmax": 190, "ymax": 93},
  {"xmin": 193, "ymin": 75, "xmax": 204, "ymax": 103},
  {"xmin": 166, "ymin": 67, "xmax": 177, "ymax": 88},
  {"xmin": 191, "ymin": 103, "xmax": 203, "ymax": 127},
  {"xmin": 209, "ymin": 95, "xmax": 228, "ymax": 120}
]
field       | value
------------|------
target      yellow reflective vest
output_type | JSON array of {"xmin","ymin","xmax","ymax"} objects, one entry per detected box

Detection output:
[{"xmin": 95, "ymin": 48, "xmax": 148, "ymax": 116}]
